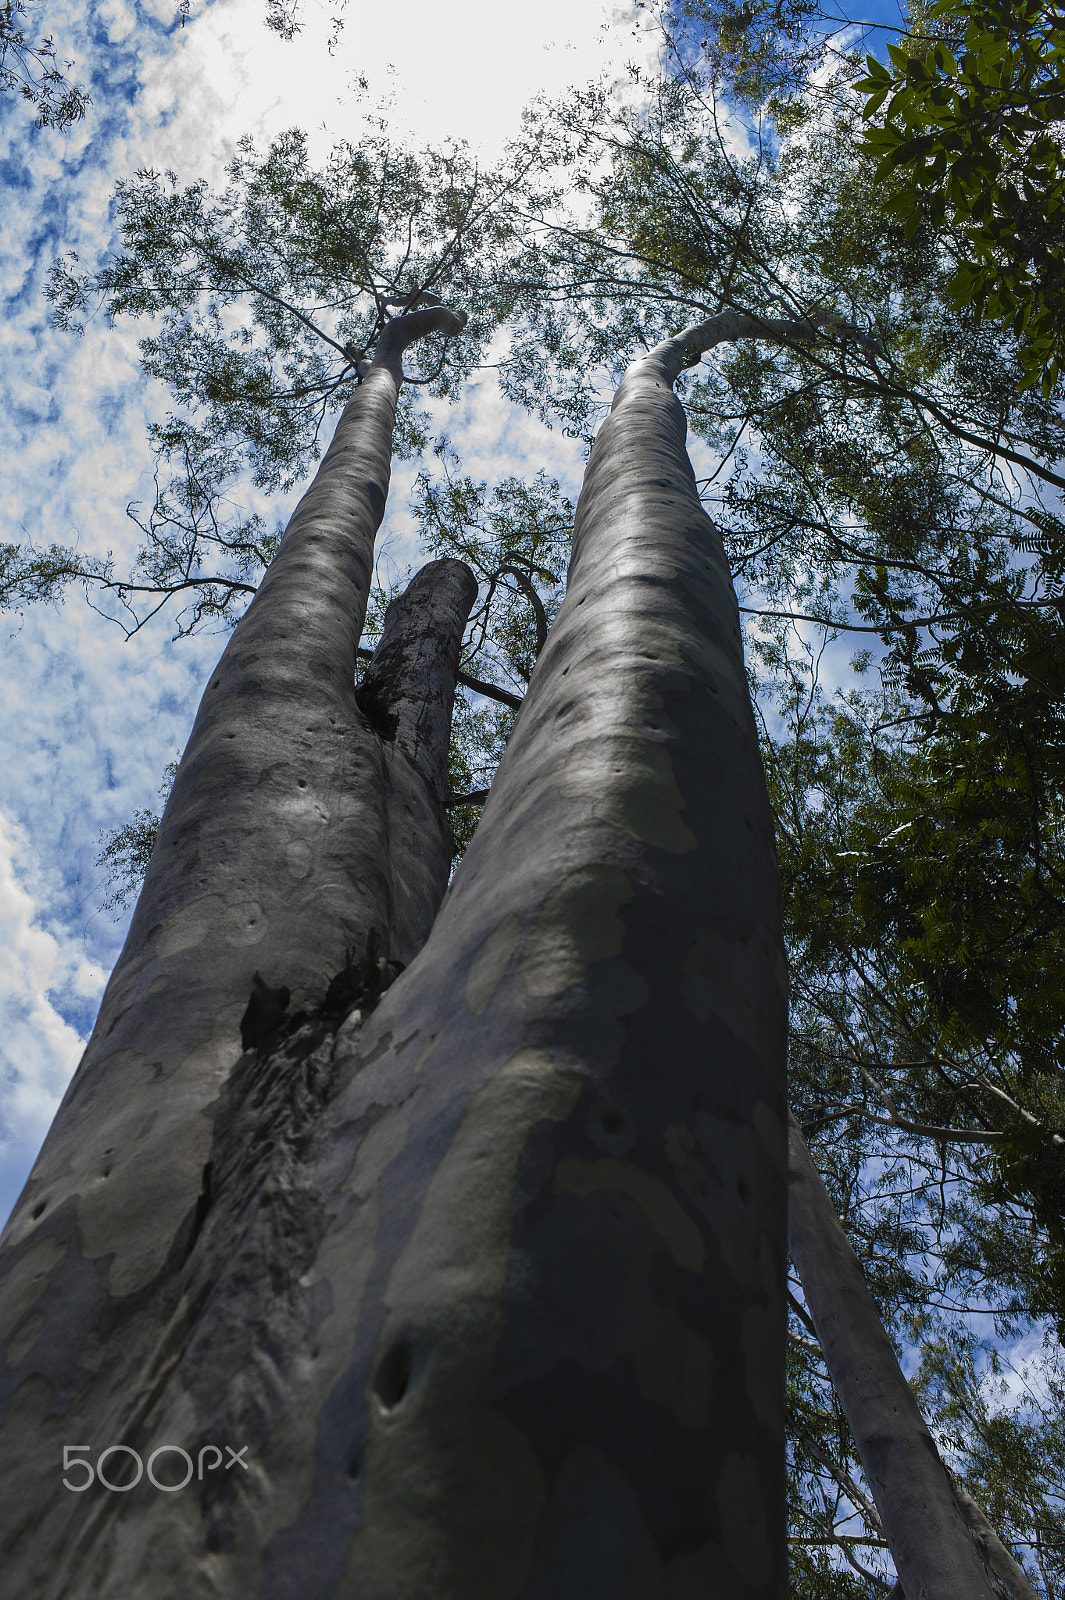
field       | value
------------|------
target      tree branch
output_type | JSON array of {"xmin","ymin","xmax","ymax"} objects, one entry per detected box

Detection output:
[
  {"xmin": 356, "ymin": 646, "xmax": 523, "ymax": 710},
  {"xmin": 645, "ymin": 306, "xmax": 882, "ymax": 386},
  {"xmin": 855, "ymin": 1060, "xmax": 1007, "ymax": 1147},
  {"xmin": 445, "ymin": 789, "xmax": 490, "ymax": 808},
  {"xmin": 796, "ymin": 1426, "xmax": 885, "ymax": 1534}
]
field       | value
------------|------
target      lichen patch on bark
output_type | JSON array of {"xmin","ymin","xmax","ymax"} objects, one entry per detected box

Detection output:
[
  {"xmin": 558, "ymin": 738, "xmax": 697, "ymax": 854},
  {"xmin": 520, "ymin": 865, "xmax": 634, "ymax": 999},
  {"xmin": 465, "ymin": 914, "xmax": 525, "ymax": 1016}
]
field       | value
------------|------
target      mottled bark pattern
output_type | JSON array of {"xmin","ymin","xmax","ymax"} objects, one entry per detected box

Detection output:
[
  {"xmin": 0, "ymin": 308, "xmax": 473, "ymax": 1595},
  {"xmin": 787, "ymin": 1115, "xmax": 1001, "ymax": 1599}
]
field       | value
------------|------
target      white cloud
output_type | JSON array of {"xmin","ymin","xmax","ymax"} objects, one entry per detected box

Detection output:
[{"xmin": 0, "ymin": 815, "xmax": 106, "ymax": 1222}]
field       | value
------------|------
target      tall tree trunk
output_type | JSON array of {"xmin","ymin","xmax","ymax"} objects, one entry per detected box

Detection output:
[
  {"xmin": 0, "ymin": 310, "xmax": 808, "ymax": 1596},
  {"xmin": 786, "ymin": 1113, "xmax": 1004, "ymax": 1599},
  {"xmin": 0, "ymin": 302, "xmax": 474, "ymax": 1593}
]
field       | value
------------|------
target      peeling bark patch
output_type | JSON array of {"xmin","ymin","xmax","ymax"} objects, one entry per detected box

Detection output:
[
  {"xmin": 70, "ymin": 1032, "xmax": 233, "ymax": 1296},
  {"xmin": 155, "ymin": 894, "xmax": 225, "ymax": 957},
  {"xmin": 465, "ymin": 914, "xmax": 524, "ymax": 1015},
  {"xmin": 565, "ymin": 739, "xmax": 696, "ymax": 854},
  {"xmin": 521, "ymin": 866, "xmax": 634, "ymax": 999},
  {"xmin": 679, "ymin": 925, "xmax": 775, "ymax": 1056},
  {"xmin": 0, "ymin": 1236, "xmax": 67, "ymax": 1344},
  {"xmin": 222, "ymin": 901, "xmax": 267, "ymax": 947},
  {"xmin": 553, "ymin": 1158, "xmax": 706, "ymax": 1273},
  {"xmin": 285, "ymin": 839, "xmax": 313, "ymax": 878}
]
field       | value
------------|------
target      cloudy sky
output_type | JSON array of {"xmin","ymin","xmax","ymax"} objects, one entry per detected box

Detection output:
[{"xmin": 0, "ymin": 0, "xmax": 911, "ymax": 1225}]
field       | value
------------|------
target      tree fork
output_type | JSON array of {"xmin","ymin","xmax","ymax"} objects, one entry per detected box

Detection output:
[{"xmin": 166, "ymin": 315, "xmax": 790, "ymax": 1597}]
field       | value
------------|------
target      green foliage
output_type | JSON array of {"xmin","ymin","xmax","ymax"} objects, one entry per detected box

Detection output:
[
  {"xmin": 413, "ymin": 454, "xmax": 571, "ymax": 693},
  {"xmin": 34, "ymin": 125, "xmax": 528, "ymax": 640},
  {"xmin": 857, "ymin": 0, "xmax": 1065, "ymax": 394},
  {"xmin": 0, "ymin": 0, "xmax": 89, "ymax": 128},
  {"xmin": 444, "ymin": 694, "xmax": 516, "ymax": 858},
  {"xmin": 770, "ymin": 667, "xmax": 1064, "ymax": 1588},
  {"xmin": 94, "ymin": 762, "xmax": 178, "ymax": 916},
  {"xmin": 767, "ymin": 635, "xmax": 1065, "ymax": 1325},
  {"xmin": 48, "ymin": 129, "xmax": 508, "ymax": 495},
  {"xmin": 407, "ymin": 456, "xmax": 571, "ymax": 855},
  {"xmin": 2, "ymin": 470, "xmax": 278, "ymax": 639},
  {"xmin": 672, "ymin": 0, "xmax": 831, "ymax": 102},
  {"xmin": 0, "ymin": 539, "xmax": 102, "ymax": 612}
]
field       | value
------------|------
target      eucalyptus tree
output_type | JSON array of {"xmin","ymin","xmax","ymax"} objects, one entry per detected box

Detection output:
[
  {"xmin": 482, "ymin": 33, "xmax": 1065, "ymax": 1595},
  {"xmin": 498, "ymin": 32, "xmax": 1065, "ymax": 1242}
]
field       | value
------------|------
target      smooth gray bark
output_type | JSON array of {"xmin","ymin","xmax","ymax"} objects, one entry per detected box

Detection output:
[
  {"xmin": 1, "ymin": 310, "xmax": 802, "ymax": 1597},
  {"xmin": 786, "ymin": 1114, "xmax": 1001, "ymax": 1600}
]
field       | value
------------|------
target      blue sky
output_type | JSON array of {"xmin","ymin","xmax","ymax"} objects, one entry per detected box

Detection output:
[{"xmin": 0, "ymin": 0, "xmax": 915, "ymax": 1224}]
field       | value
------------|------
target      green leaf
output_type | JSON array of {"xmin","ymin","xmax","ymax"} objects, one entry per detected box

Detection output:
[
  {"xmin": 861, "ymin": 87, "xmax": 891, "ymax": 118},
  {"xmin": 862, "ymin": 53, "xmax": 892, "ymax": 82}
]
